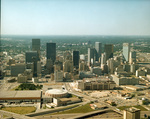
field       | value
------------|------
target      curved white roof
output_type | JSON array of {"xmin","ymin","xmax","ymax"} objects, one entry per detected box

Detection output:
[{"xmin": 45, "ymin": 89, "xmax": 68, "ymax": 95}]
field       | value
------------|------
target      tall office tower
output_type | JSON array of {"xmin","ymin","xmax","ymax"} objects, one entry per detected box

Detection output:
[
  {"xmin": 25, "ymin": 51, "xmax": 38, "ymax": 77},
  {"xmin": 25, "ymin": 51, "xmax": 38, "ymax": 63},
  {"xmin": 129, "ymin": 51, "xmax": 136, "ymax": 64},
  {"xmin": 54, "ymin": 61, "xmax": 63, "ymax": 71},
  {"xmin": 63, "ymin": 60, "xmax": 73, "ymax": 72},
  {"xmin": 63, "ymin": 51, "xmax": 72, "ymax": 61},
  {"xmin": 46, "ymin": 59, "xmax": 53, "ymax": 74},
  {"xmin": 123, "ymin": 107, "xmax": 140, "ymax": 119},
  {"xmin": 79, "ymin": 61, "xmax": 87, "ymax": 71},
  {"xmin": 37, "ymin": 61, "xmax": 41, "ymax": 77},
  {"xmin": 32, "ymin": 56, "xmax": 38, "ymax": 77},
  {"xmin": 103, "ymin": 64, "xmax": 109, "ymax": 74},
  {"xmin": 101, "ymin": 53, "xmax": 106, "ymax": 67},
  {"xmin": 54, "ymin": 70, "xmax": 63, "ymax": 82},
  {"xmin": 107, "ymin": 58, "xmax": 114, "ymax": 74},
  {"xmin": 104, "ymin": 44, "xmax": 114, "ymax": 61},
  {"xmin": 88, "ymin": 48, "xmax": 96, "ymax": 66},
  {"xmin": 123, "ymin": 43, "xmax": 130, "ymax": 62},
  {"xmin": 46, "ymin": 43, "xmax": 56, "ymax": 63},
  {"xmin": 73, "ymin": 51, "xmax": 79, "ymax": 69},
  {"xmin": 95, "ymin": 42, "xmax": 102, "ymax": 61},
  {"xmin": 32, "ymin": 39, "xmax": 40, "ymax": 60},
  {"xmin": 130, "ymin": 63, "xmax": 136, "ymax": 73}
]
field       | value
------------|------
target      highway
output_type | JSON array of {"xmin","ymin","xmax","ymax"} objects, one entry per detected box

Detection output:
[
  {"xmin": 0, "ymin": 110, "xmax": 36, "ymax": 119},
  {"xmin": 64, "ymin": 82, "xmax": 123, "ymax": 115}
]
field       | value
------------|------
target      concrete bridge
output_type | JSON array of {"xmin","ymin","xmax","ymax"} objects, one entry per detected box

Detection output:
[
  {"xmin": 67, "ymin": 108, "xmax": 123, "ymax": 119},
  {"xmin": 0, "ymin": 110, "xmax": 36, "ymax": 119}
]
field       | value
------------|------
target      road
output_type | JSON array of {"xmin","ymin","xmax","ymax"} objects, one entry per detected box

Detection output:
[
  {"xmin": 64, "ymin": 83, "xmax": 123, "ymax": 115},
  {"xmin": 0, "ymin": 110, "xmax": 36, "ymax": 119}
]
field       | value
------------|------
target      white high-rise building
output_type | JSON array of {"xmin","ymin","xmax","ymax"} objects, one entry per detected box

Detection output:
[
  {"xmin": 88, "ymin": 48, "xmax": 96, "ymax": 66},
  {"xmin": 123, "ymin": 43, "xmax": 130, "ymax": 62},
  {"xmin": 107, "ymin": 58, "xmax": 114, "ymax": 74},
  {"xmin": 101, "ymin": 53, "xmax": 106, "ymax": 68},
  {"xmin": 129, "ymin": 51, "xmax": 136, "ymax": 64}
]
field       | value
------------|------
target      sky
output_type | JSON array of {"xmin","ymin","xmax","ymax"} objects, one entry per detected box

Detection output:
[{"xmin": 1, "ymin": 0, "xmax": 150, "ymax": 36}]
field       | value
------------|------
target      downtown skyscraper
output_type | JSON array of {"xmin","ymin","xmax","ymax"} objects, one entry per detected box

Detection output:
[
  {"xmin": 95, "ymin": 42, "xmax": 102, "ymax": 61},
  {"xmin": 32, "ymin": 39, "xmax": 40, "ymax": 60},
  {"xmin": 88, "ymin": 48, "xmax": 96, "ymax": 65},
  {"xmin": 104, "ymin": 44, "xmax": 114, "ymax": 61},
  {"xmin": 123, "ymin": 43, "xmax": 130, "ymax": 62},
  {"xmin": 46, "ymin": 43, "xmax": 56, "ymax": 63},
  {"xmin": 73, "ymin": 51, "xmax": 79, "ymax": 69}
]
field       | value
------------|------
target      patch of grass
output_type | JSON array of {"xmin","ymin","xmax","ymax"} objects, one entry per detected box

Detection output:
[
  {"xmin": 1, "ymin": 106, "xmax": 36, "ymax": 114},
  {"xmin": 118, "ymin": 105, "xmax": 148, "ymax": 111},
  {"xmin": 15, "ymin": 83, "xmax": 43, "ymax": 90},
  {"xmin": 134, "ymin": 105, "xmax": 148, "ymax": 111},
  {"xmin": 11, "ymin": 86, "xmax": 19, "ymax": 91},
  {"xmin": 53, "ymin": 103, "xmax": 94, "ymax": 114}
]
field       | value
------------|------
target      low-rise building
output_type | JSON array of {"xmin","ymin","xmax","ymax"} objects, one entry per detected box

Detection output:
[
  {"xmin": 53, "ymin": 97, "xmax": 81, "ymax": 106},
  {"xmin": 136, "ymin": 69, "xmax": 146, "ymax": 77},
  {"xmin": 90, "ymin": 103, "xmax": 107, "ymax": 110},
  {"xmin": 6, "ymin": 77, "xmax": 16, "ymax": 83},
  {"xmin": 106, "ymin": 100, "xmax": 116, "ymax": 106},
  {"xmin": 77, "ymin": 78, "xmax": 116, "ymax": 90},
  {"xmin": 11, "ymin": 63, "xmax": 26, "ymax": 77},
  {"xmin": 111, "ymin": 75, "xmax": 139, "ymax": 85},
  {"xmin": 90, "ymin": 67, "xmax": 102, "ymax": 76},
  {"xmin": 64, "ymin": 72, "xmax": 72, "ymax": 81},
  {"xmin": 17, "ymin": 74, "xmax": 27, "ymax": 83},
  {"xmin": 121, "ymin": 85, "xmax": 147, "ymax": 91},
  {"xmin": 0, "ymin": 91, "xmax": 41, "ymax": 103},
  {"xmin": 79, "ymin": 71, "xmax": 96, "ymax": 79}
]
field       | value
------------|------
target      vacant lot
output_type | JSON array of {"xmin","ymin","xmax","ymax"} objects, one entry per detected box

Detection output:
[{"xmin": 1, "ymin": 106, "xmax": 36, "ymax": 114}]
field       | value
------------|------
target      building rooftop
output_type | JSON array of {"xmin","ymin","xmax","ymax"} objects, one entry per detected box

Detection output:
[
  {"xmin": 0, "ymin": 91, "xmax": 41, "ymax": 99},
  {"xmin": 45, "ymin": 89, "xmax": 68, "ymax": 95},
  {"xmin": 59, "ymin": 97, "xmax": 81, "ymax": 102},
  {"xmin": 125, "ymin": 107, "xmax": 140, "ymax": 112}
]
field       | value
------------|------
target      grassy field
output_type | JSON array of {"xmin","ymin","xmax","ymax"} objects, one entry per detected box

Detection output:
[
  {"xmin": 53, "ymin": 103, "xmax": 94, "ymax": 115},
  {"xmin": 1, "ymin": 106, "xmax": 36, "ymax": 114},
  {"xmin": 118, "ymin": 105, "xmax": 148, "ymax": 111}
]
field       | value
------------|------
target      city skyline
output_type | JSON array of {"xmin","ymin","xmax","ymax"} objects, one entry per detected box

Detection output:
[
  {"xmin": 1, "ymin": 32, "xmax": 150, "ymax": 118},
  {"xmin": 1, "ymin": 0, "xmax": 150, "ymax": 36}
]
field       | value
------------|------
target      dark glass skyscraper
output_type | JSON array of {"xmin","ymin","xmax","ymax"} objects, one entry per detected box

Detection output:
[
  {"xmin": 104, "ymin": 44, "xmax": 114, "ymax": 60},
  {"xmin": 46, "ymin": 43, "xmax": 56, "ymax": 63},
  {"xmin": 73, "ymin": 51, "xmax": 79, "ymax": 68},
  {"xmin": 95, "ymin": 42, "xmax": 102, "ymax": 61},
  {"xmin": 88, "ymin": 48, "xmax": 97, "ymax": 65},
  {"xmin": 32, "ymin": 39, "xmax": 40, "ymax": 60},
  {"xmin": 25, "ymin": 51, "xmax": 38, "ymax": 63},
  {"xmin": 25, "ymin": 51, "xmax": 38, "ymax": 77}
]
